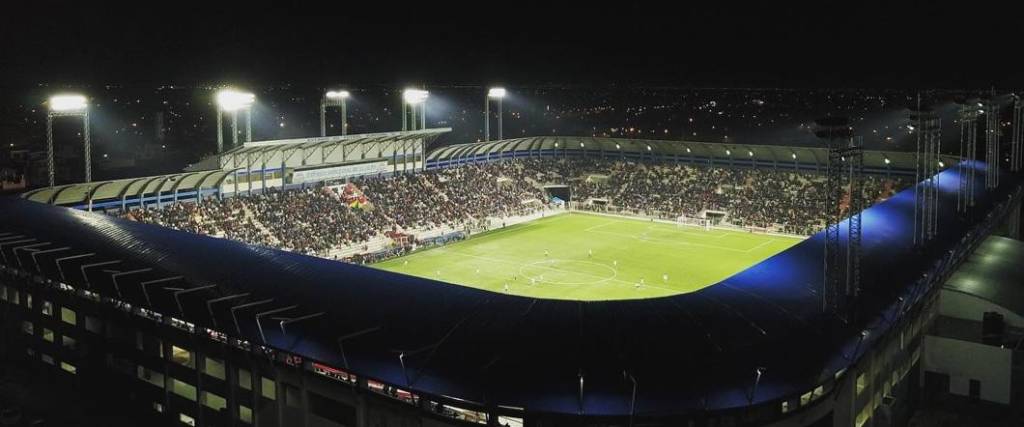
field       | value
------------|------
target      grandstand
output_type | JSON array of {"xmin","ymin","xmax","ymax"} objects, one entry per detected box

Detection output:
[{"xmin": 3, "ymin": 128, "xmax": 1023, "ymax": 427}]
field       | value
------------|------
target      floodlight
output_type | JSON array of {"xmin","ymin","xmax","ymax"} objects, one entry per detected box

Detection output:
[
  {"xmin": 646, "ymin": 145, "xmax": 652, "ymax": 151},
  {"xmin": 216, "ymin": 89, "xmax": 255, "ymax": 111},
  {"xmin": 884, "ymin": 158, "xmax": 891, "ymax": 165},
  {"xmin": 403, "ymin": 88, "xmax": 429, "ymax": 104},
  {"xmin": 685, "ymin": 147, "xmax": 691, "ymax": 153},
  {"xmin": 326, "ymin": 90, "xmax": 350, "ymax": 100},
  {"xmin": 725, "ymin": 149, "xmax": 731, "ymax": 155},
  {"xmin": 938, "ymin": 161, "xmax": 945, "ymax": 167},
  {"xmin": 488, "ymin": 87, "xmax": 507, "ymax": 99},
  {"xmin": 615, "ymin": 144, "xmax": 621, "ymax": 149},
  {"xmin": 579, "ymin": 142, "xmax": 585, "ymax": 148},
  {"xmin": 791, "ymin": 153, "xmax": 797, "ymax": 159},
  {"xmin": 748, "ymin": 151, "xmax": 754, "ymax": 157},
  {"xmin": 49, "ymin": 94, "xmax": 87, "ymax": 112}
]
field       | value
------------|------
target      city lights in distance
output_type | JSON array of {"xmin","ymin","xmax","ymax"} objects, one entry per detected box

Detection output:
[{"xmin": 49, "ymin": 94, "xmax": 87, "ymax": 112}]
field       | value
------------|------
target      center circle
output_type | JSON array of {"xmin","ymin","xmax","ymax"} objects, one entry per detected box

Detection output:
[{"xmin": 518, "ymin": 259, "xmax": 617, "ymax": 286}]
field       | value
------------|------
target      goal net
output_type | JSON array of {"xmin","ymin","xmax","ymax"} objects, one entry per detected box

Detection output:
[{"xmin": 676, "ymin": 215, "xmax": 712, "ymax": 231}]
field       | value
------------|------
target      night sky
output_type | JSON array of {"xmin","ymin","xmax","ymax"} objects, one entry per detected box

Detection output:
[{"xmin": 1, "ymin": 5, "xmax": 1019, "ymax": 89}]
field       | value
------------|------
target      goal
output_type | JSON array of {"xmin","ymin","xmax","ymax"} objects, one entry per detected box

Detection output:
[{"xmin": 676, "ymin": 215, "xmax": 712, "ymax": 231}]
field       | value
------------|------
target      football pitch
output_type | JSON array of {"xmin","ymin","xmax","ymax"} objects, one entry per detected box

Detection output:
[{"xmin": 371, "ymin": 213, "xmax": 802, "ymax": 301}]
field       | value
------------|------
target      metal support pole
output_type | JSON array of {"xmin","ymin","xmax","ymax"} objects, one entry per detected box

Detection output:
[
  {"xmin": 216, "ymin": 109, "xmax": 224, "ymax": 153},
  {"xmin": 320, "ymin": 97, "xmax": 327, "ymax": 137},
  {"xmin": 231, "ymin": 110, "xmax": 239, "ymax": 150},
  {"xmin": 245, "ymin": 107, "xmax": 252, "ymax": 143},
  {"xmin": 420, "ymin": 103, "xmax": 426, "ymax": 130},
  {"xmin": 402, "ymin": 103, "xmax": 407, "ymax": 132},
  {"xmin": 498, "ymin": 98, "xmax": 503, "ymax": 140},
  {"xmin": 46, "ymin": 114, "xmax": 55, "ymax": 187},
  {"xmin": 484, "ymin": 95, "xmax": 490, "ymax": 142},
  {"xmin": 341, "ymin": 99, "xmax": 348, "ymax": 136},
  {"xmin": 83, "ymin": 112, "xmax": 91, "ymax": 182}
]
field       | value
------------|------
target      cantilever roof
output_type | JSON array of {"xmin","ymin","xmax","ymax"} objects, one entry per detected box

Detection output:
[
  {"xmin": 210, "ymin": 128, "xmax": 451, "ymax": 170},
  {"xmin": 943, "ymin": 235, "xmax": 1024, "ymax": 317},
  {"xmin": 22, "ymin": 170, "xmax": 233, "ymax": 206},
  {"xmin": 2, "ymin": 162, "xmax": 1019, "ymax": 418},
  {"xmin": 22, "ymin": 129, "xmax": 452, "ymax": 208},
  {"xmin": 427, "ymin": 137, "xmax": 958, "ymax": 172}
]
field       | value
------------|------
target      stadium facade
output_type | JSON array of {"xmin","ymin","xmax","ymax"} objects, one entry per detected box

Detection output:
[{"xmin": 2, "ymin": 130, "xmax": 1022, "ymax": 427}]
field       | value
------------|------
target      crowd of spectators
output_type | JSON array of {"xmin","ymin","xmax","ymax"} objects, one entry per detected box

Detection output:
[{"xmin": 121, "ymin": 158, "xmax": 910, "ymax": 257}]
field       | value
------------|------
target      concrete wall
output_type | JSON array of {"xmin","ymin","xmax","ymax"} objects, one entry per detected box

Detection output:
[{"xmin": 923, "ymin": 335, "xmax": 1012, "ymax": 404}]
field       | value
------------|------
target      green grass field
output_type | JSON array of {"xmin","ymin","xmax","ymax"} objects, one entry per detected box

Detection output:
[{"xmin": 371, "ymin": 213, "xmax": 802, "ymax": 301}]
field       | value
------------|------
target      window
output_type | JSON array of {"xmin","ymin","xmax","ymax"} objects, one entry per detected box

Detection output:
[
  {"xmin": 170, "ymin": 345, "xmax": 194, "ymax": 368},
  {"xmin": 42, "ymin": 300, "xmax": 53, "ymax": 316},
  {"xmin": 498, "ymin": 416, "xmax": 524, "ymax": 427},
  {"xmin": 137, "ymin": 366, "xmax": 165, "ymax": 388},
  {"xmin": 41, "ymin": 354, "xmax": 54, "ymax": 365},
  {"xmin": 781, "ymin": 401, "xmax": 790, "ymax": 414},
  {"xmin": 179, "ymin": 413, "xmax": 196, "ymax": 427},
  {"xmin": 21, "ymin": 321, "xmax": 33, "ymax": 335},
  {"xmin": 238, "ymin": 368, "xmax": 252, "ymax": 390},
  {"xmin": 201, "ymin": 391, "xmax": 227, "ymax": 411},
  {"xmin": 43, "ymin": 328, "xmax": 55, "ymax": 343},
  {"xmin": 169, "ymin": 378, "xmax": 197, "ymax": 401},
  {"xmin": 60, "ymin": 362, "xmax": 77, "ymax": 374},
  {"xmin": 25, "ymin": 293, "xmax": 32, "ymax": 309},
  {"xmin": 62, "ymin": 335, "xmax": 76, "ymax": 349},
  {"xmin": 0, "ymin": 285, "xmax": 7, "ymax": 301},
  {"xmin": 856, "ymin": 372, "xmax": 867, "ymax": 395},
  {"xmin": 261, "ymin": 377, "xmax": 276, "ymax": 400},
  {"xmin": 153, "ymin": 402, "xmax": 164, "ymax": 413},
  {"xmin": 238, "ymin": 405, "xmax": 253, "ymax": 424},
  {"xmin": 203, "ymin": 357, "xmax": 226, "ymax": 380},
  {"xmin": 800, "ymin": 390, "xmax": 812, "ymax": 406},
  {"xmin": 11, "ymin": 290, "xmax": 19, "ymax": 305},
  {"xmin": 60, "ymin": 307, "xmax": 76, "ymax": 325}
]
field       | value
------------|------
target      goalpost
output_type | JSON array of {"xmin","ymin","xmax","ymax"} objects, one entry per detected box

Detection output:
[{"xmin": 676, "ymin": 215, "xmax": 712, "ymax": 231}]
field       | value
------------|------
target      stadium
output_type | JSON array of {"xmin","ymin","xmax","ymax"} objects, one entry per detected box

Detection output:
[{"xmin": 3, "ymin": 104, "xmax": 1024, "ymax": 427}]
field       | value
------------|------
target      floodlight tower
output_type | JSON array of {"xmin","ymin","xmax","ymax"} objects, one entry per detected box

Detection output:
[
  {"xmin": 485, "ymin": 87, "xmax": 506, "ymax": 141},
  {"xmin": 984, "ymin": 97, "xmax": 1001, "ymax": 189},
  {"xmin": 908, "ymin": 99, "xmax": 941, "ymax": 245},
  {"xmin": 815, "ymin": 116, "xmax": 863, "ymax": 318},
  {"xmin": 955, "ymin": 98, "xmax": 981, "ymax": 213},
  {"xmin": 1012, "ymin": 94, "xmax": 1023, "ymax": 172},
  {"xmin": 215, "ymin": 89, "xmax": 255, "ymax": 153},
  {"xmin": 402, "ymin": 89, "xmax": 428, "ymax": 131},
  {"xmin": 46, "ymin": 94, "xmax": 90, "ymax": 186},
  {"xmin": 321, "ymin": 90, "xmax": 351, "ymax": 137}
]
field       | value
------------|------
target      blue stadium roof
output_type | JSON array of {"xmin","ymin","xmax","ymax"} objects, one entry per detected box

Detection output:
[{"xmin": 0, "ymin": 161, "xmax": 1020, "ymax": 417}]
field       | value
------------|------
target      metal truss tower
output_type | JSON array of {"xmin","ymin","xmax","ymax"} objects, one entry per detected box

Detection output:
[
  {"xmin": 1011, "ymin": 95, "xmax": 1023, "ymax": 172},
  {"xmin": 816, "ymin": 117, "xmax": 864, "ymax": 317},
  {"xmin": 985, "ymin": 98, "xmax": 1001, "ymax": 189},
  {"xmin": 909, "ymin": 101, "xmax": 941, "ymax": 245},
  {"xmin": 956, "ymin": 100, "xmax": 980, "ymax": 213}
]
